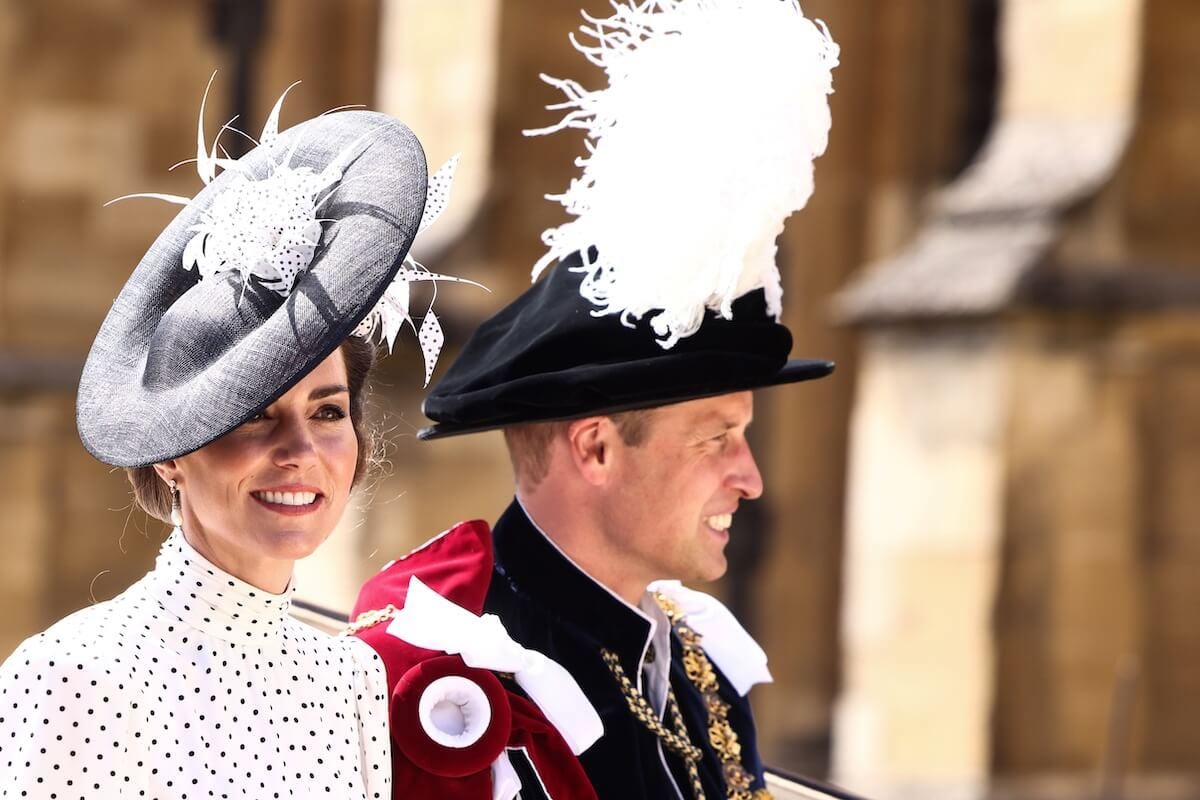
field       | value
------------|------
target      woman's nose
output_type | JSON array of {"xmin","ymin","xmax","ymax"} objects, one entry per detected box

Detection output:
[{"xmin": 271, "ymin": 415, "xmax": 318, "ymax": 467}]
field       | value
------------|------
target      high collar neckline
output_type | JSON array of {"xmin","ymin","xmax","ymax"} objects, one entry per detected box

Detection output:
[
  {"xmin": 146, "ymin": 528, "xmax": 295, "ymax": 646},
  {"xmin": 492, "ymin": 500, "xmax": 657, "ymax": 668}
]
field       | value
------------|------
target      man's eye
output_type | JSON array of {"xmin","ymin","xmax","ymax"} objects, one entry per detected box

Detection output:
[
  {"xmin": 245, "ymin": 411, "xmax": 267, "ymax": 423},
  {"xmin": 317, "ymin": 405, "xmax": 348, "ymax": 421}
]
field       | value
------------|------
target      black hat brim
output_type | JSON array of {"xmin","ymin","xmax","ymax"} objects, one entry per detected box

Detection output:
[
  {"xmin": 417, "ymin": 356, "xmax": 833, "ymax": 440},
  {"xmin": 418, "ymin": 255, "xmax": 834, "ymax": 440}
]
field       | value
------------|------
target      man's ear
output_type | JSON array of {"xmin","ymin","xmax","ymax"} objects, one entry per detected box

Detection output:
[{"xmin": 564, "ymin": 416, "xmax": 616, "ymax": 487}]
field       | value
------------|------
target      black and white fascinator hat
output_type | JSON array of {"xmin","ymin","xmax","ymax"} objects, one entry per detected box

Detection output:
[
  {"xmin": 421, "ymin": 0, "xmax": 839, "ymax": 439},
  {"xmin": 77, "ymin": 77, "xmax": 479, "ymax": 467}
]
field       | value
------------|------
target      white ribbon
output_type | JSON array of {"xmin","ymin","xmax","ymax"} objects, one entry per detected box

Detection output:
[
  {"xmin": 649, "ymin": 580, "xmax": 773, "ymax": 696},
  {"xmin": 386, "ymin": 576, "xmax": 604, "ymax": 756},
  {"xmin": 490, "ymin": 751, "xmax": 522, "ymax": 800}
]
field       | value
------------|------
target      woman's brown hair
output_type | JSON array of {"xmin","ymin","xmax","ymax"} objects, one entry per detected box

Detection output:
[{"xmin": 126, "ymin": 337, "xmax": 379, "ymax": 523}]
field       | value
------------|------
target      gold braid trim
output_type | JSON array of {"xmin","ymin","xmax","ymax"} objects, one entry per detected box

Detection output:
[
  {"xmin": 340, "ymin": 604, "xmax": 398, "ymax": 636},
  {"xmin": 602, "ymin": 649, "xmax": 707, "ymax": 800},
  {"xmin": 655, "ymin": 593, "xmax": 774, "ymax": 800}
]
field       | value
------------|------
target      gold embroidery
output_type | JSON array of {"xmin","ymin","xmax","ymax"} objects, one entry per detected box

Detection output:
[{"xmin": 655, "ymin": 592, "xmax": 773, "ymax": 800}]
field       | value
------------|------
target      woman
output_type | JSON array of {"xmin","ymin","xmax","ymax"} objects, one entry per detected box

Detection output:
[{"xmin": 0, "ymin": 82, "xmax": 462, "ymax": 797}]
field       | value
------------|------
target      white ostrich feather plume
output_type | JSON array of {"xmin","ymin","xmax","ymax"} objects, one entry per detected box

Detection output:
[
  {"xmin": 526, "ymin": 0, "xmax": 839, "ymax": 348},
  {"xmin": 110, "ymin": 75, "xmax": 485, "ymax": 387}
]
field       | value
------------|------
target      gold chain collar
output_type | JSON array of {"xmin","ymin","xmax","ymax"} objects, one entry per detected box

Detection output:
[
  {"xmin": 341, "ymin": 604, "xmax": 398, "ymax": 636},
  {"xmin": 653, "ymin": 592, "xmax": 773, "ymax": 800},
  {"xmin": 602, "ymin": 648, "xmax": 708, "ymax": 800}
]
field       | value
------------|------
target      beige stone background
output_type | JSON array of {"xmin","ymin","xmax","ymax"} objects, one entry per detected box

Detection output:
[{"xmin": 1, "ymin": 1, "xmax": 1198, "ymax": 799}]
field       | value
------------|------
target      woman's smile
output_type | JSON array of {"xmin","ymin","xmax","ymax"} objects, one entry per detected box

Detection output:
[{"xmin": 250, "ymin": 484, "xmax": 326, "ymax": 515}]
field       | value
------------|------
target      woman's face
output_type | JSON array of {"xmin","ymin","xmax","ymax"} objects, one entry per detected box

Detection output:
[{"xmin": 156, "ymin": 349, "xmax": 359, "ymax": 592}]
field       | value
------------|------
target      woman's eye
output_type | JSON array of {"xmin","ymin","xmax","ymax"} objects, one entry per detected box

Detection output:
[{"xmin": 316, "ymin": 404, "xmax": 348, "ymax": 421}]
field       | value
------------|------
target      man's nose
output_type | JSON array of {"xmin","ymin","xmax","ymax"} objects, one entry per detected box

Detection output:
[{"xmin": 730, "ymin": 439, "xmax": 764, "ymax": 500}]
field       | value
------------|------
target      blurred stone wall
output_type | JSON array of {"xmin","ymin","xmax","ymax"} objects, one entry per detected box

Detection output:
[
  {"xmin": 991, "ymin": 0, "xmax": 1200, "ymax": 790},
  {"xmin": 835, "ymin": 0, "xmax": 1200, "ymax": 797}
]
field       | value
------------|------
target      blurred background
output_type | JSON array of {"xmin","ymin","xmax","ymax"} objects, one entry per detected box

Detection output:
[{"xmin": 1, "ymin": 1, "xmax": 1198, "ymax": 798}]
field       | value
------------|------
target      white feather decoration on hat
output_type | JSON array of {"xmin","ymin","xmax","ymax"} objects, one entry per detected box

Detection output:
[
  {"xmin": 110, "ymin": 75, "xmax": 366, "ymax": 298},
  {"xmin": 353, "ymin": 153, "xmax": 489, "ymax": 386},
  {"xmin": 109, "ymin": 75, "xmax": 485, "ymax": 386},
  {"xmin": 526, "ymin": 0, "xmax": 839, "ymax": 349}
]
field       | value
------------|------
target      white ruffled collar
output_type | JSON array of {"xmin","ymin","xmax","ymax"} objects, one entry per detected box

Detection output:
[{"xmin": 146, "ymin": 528, "xmax": 295, "ymax": 646}]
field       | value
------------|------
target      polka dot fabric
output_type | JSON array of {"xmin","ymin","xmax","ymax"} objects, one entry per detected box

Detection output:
[
  {"xmin": 0, "ymin": 530, "xmax": 390, "ymax": 798},
  {"xmin": 417, "ymin": 312, "xmax": 444, "ymax": 387},
  {"xmin": 415, "ymin": 154, "xmax": 458, "ymax": 236}
]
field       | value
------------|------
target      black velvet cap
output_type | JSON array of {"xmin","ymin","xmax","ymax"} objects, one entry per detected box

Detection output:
[{"xmin": 419, "ymin": 252, "xmax": 834, "ymax": 439}]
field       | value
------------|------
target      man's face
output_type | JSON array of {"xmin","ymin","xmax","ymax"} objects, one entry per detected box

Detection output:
[{"xmin": 599, "ymin": 391, "xmax": 763, "ymax": 585}]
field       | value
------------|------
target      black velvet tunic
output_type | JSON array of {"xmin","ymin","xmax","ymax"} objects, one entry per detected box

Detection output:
[{"xmin": 484, "ymin": 500, "xmax": 769, "ymax": 800}]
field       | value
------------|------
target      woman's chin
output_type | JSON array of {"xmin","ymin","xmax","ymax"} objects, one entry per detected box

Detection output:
[
  {"xmin": 246, "ymin": 499, "xmax": 342, "ymax": 553},
  {"xmin": 244, "ymin": 507, "xmax": 338, "ymax": 561},
  {"xmin": 257, "ymin": 526, "xmax": 334, "ymax": 562}
]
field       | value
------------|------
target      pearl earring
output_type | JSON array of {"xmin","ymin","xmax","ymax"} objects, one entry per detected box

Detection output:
[{"xmin": 168, "ymin": 479, "xmax": 183, "ymax": 527}]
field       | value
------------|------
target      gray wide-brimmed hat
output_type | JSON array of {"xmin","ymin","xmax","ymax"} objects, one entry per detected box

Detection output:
[{"xmin": 77, "ymin": 98, "xmax": 429, "ymax": 468}]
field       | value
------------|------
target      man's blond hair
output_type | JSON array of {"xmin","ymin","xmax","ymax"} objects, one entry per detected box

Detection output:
[{"xmin": 504, "ymin": 409, "xmax": 655, "ymax": 489}]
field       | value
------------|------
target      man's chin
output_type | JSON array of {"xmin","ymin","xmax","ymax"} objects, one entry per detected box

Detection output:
[{"xmin": 690, "ymin": 553, "xmax": 729, "ymax": 585}]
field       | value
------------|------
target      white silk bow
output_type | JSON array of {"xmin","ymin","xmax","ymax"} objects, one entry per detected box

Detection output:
[
  {"xmin": 649, "ymin": 580, "xmax": 773, "ymax": 696},
  {"xmin": 386, "ymin": 576, "xmax": 604, "ymax": 756}
]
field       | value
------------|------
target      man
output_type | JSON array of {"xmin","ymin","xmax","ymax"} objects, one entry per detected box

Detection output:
[
  {"xmin": 404, "ymin": 257, "xmax": 853, "ymax": 800},
  {"xmin": 352, "ymin": 1, "xmax": 861, "ymax": 797}
]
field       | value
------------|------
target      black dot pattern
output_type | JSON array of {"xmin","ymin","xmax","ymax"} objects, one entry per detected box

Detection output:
[
  {"xmin": 415, "ymin": 154, "xmax": 458, "ymax": 236},
  {"xmin": 186, "ymin": 167, "xmax": 329, "ymax": 298},
  {"xmin": 0, "ymin": 530, "xmax": 390, "ymax": 797},
  {"xmin": 417, "ymin": 311, "xmax": 444, "ymax": 386}
]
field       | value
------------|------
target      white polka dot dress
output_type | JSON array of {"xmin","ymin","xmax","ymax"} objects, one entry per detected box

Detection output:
[{"xmin": 0, "ymin": 530, "xmax": 391, "ymax": 798}]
